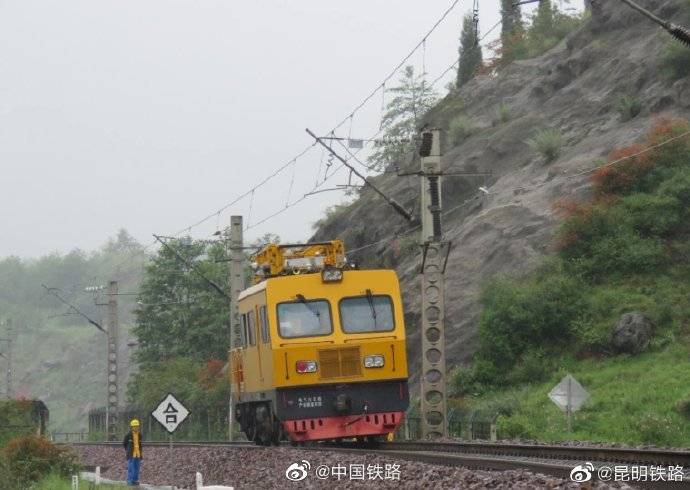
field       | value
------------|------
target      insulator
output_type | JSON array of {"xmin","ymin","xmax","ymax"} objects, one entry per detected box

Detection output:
[
  {"xmin": 428, "ymin": 176, "xmax": 442, "ymax": 240},
  {"xmin": 669, "ymin": 24, "xmax": 690, "ymax": 46},
  {"xmin": 419, "ymin": 132, "xmax": 433, "ymax": 157}
]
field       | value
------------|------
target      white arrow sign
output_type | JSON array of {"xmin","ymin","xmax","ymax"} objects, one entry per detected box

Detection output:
[{"xmin": 152, "ymin": 394, "xmax": 190, "ymax": 434}]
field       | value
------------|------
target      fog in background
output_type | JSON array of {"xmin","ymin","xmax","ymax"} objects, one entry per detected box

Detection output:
[{"xmin": 0, "ymin": 0, "xmax": 582, "ymax": 257}]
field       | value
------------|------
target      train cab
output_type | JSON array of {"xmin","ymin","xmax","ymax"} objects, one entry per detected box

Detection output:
[{"xmin": 230, "ymin": 241, "xmax": 409, "ymax": 444}]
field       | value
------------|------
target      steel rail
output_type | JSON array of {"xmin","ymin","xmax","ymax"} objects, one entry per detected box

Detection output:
[
  {"xmin": 67, "ymin": 440, "xmax": 690, "ymax": 487},
  {"xmin": 68, "ymin": 439, "xmax": 690, "ymax": 464}
]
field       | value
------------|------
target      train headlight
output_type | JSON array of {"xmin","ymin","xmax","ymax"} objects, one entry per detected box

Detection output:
[
  {"xmin": 295, "ymin": 360, "xmax": 318, "ymax": 373},
  {"xmin": 321, "ymin": 268, "xmax": 343, "ymax": 282},
  {"xmin": 363, "ymin": 355, "xmax": 384, "ymax": 368}
]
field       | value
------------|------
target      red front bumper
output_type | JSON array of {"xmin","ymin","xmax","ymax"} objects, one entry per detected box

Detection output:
[{"xmin": 283, "ymin": 411, "xmax": 404, "ymax": 442}]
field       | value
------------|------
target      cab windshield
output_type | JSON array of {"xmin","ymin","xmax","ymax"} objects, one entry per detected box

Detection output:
[
  {"xmin": 339, "ymin": 295, "xmax": 395, "ymax": 333},
  {"xmin": 277, "ymin": 300, "xmax": 332, "ymax": 338}
]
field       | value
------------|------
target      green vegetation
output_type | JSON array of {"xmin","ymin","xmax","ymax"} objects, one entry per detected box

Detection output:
[
  {"xmin": 369, "ymin": 66, "xmax": 437, "ymax": 171},
  {"xmin": 657, "ymin": 0, "xmax": 690, "ymax": 80},
  {"xmin": 456, "ymin": 13, "xmax": 483, "ymax": 87},
  {"xmin": 616, "ymin": 94, "xmax": 642, "ymax": 121},
  {"xmin": 0, "ymin": 230, "xmax": 146, "ymax": 432},
  {"xmin": 501, "ymin": 1, "xmax": 585, "ymax": 63},
  {"xmin": 1, "ymin": 435, "xmax": 80, "ymax": 489},
  {"xmin": 127, "ymin": 237, "xmax": 234, "ymax": 440},
  {"xmin": 468, "ymin": 345, "xmax": 690, "ymax": 446},
  {"xmin": 496, "ymin": 102, "xmax": 511, "ymax": 124},
  {"xmin": 528, "ymin": 128, "xmax": 563, "ymax": 163},
  {"xmin": 500, "ymin": 0, "xmax": 524, "ymax": 49},
  {"xmin": 312, "ymin": 202, "xmax": 351, "ymax": 231},
  {"xmin": 32, "ymin": 473, "xmax": 129, "ymax": 490},
  {"xmin": 452, "ymin": 119, "xmax": 690, "ymax": 445},
  {"xmin": 448, "ymin": 115, "xmax": 475, "ymax": 146},
  {"xmin": 661, "ymin": 41, "xmax": 690, "ymax": 80},
  {"xmin": 0, "ymin": 401, "xmax": 42, "ymax": 447},
  {"xmin": 133, "ymin": 238, "xmax": 230, "ymax": 363},
  {"xmin": 126, "ymin": 358, "xmax": 230, "ymax": 440}
]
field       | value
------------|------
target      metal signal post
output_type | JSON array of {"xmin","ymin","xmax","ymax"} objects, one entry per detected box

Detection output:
[
  {"xmin": 419, "ymin": 128, "xmax": 449, "ymax": 439},
  {"xmin": 106, "ymin": 280, "xmax": 119, "ymax": 442},
  {"xmin": 228, "ymin": 215, "xmax": 245, "ymax": 442},
  {"xmin": 5, "ymin": 319, "xmax": 11, "ymax": 400}
]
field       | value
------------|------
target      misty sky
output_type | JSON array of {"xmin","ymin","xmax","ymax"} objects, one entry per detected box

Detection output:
[{"xmin": 0, "ymin": 0, "xmax": 582, "ymax": 257}]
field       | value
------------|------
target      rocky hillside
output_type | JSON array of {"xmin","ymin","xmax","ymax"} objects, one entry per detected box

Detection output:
[{"xmin": 311, "ymin": 0, "xmax": 690, "ymax": 383}]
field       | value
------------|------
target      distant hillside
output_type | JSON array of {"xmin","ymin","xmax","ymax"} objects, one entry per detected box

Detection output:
[
  {"xmin": 311, "ymin": 0, "xmax": 690, "ymax": 384},
  {"xmin": 0, "ymin": 230, "xmax": 146, "ymax": 432}
]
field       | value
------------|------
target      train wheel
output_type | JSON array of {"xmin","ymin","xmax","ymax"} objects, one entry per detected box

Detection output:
[
  {"xmin": 270, "ymin": 420, "xmax": 282, "ymax": 446},
  {"xmin": 364, "ymin": 435, "xmax": 382, "ymax": 448},
  {"xmin": 248, "ymin": 423, "xmax": 259, "ymax": 445}
]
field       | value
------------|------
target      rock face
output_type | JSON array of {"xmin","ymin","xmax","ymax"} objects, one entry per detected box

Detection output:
[
  {"xmin": 613, "ymin": 312, "xmax": 654, "ymax": 354},
  {"xmin": 311, "ymin": 0, "xmax": 690, "ymax": 383}
]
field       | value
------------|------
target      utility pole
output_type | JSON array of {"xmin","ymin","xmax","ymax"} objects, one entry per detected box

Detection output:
[
  {"xmin": 419, "ymin": 128, "xmax": 449, "ymax": 439},
  {"xmin": 106, "ymin": 281, "xmax": 119, "ymax": 442},
  {"xmin": 6, "ymin": 319, "xmax": 11, "ymax": 400},
  {"xmin": 0, "ymin": 319, "xmax": 13, "ymax": 400},
  {"xmin": 228, "ymin": 216, "xmax": 244, "ymax": 442}
]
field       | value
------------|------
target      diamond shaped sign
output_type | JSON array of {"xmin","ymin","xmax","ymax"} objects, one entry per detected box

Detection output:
[
  {"xmin": 151, "ymin": 394, "xmax": 190, "ymax": 433},
  {"xmin": 549, "ymin": 374, "xmax": 589, "ymax": 413}
]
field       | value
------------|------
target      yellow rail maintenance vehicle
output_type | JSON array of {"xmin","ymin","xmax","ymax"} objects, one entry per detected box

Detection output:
[{"xmin": 230, "ymin": 240, "xmax": 409, "ymax": 444}]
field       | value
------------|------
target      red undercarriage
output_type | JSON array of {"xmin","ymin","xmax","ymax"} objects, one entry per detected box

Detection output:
[{"xmin": 283, "ymin": 411, "xmax": 404, "ymax": 442}]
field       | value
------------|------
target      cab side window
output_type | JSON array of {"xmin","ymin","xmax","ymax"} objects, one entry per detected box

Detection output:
[
  {"xmin": 247, "ymin": 310, "xmax": 257, "ymax": 346},
  {"xmin": 240, "ymin": 314, "xmax": 248, "ymax": 348},
  {"xmin": 259, "ymin": 305, "xmax": 270, "ymax": 344}
]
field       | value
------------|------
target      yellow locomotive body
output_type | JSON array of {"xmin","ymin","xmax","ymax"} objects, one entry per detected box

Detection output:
[{"xmin": 229, "ymin": 241, "xmax": 409, "ymax": 443}]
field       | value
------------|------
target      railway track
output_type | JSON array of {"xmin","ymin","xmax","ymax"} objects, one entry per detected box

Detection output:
[
  {"xmin": 69, "ymin": 440, "xmax": 690, "ymax": 487},
  {"xmin": 327, "ymin": 441, "xmax": 690, "ymax": 488}
]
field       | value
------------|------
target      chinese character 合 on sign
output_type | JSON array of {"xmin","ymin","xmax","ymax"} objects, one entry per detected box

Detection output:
[{"xmin": 163, "ymin": 402, "xmax": 178, "ymax": 424}]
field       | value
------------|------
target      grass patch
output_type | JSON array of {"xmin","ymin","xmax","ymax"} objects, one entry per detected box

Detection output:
[
  {"xmin": 448, "ymin": 115, "xmax": 475, "ymax": 146},
  {"xmin": 616, "ymin": 94, "xmax": 642, "ymax": 121},
  {"xmin": 33, "ymin": 473, "xmax": 129, "ymax": 489},
  {"xmin": 461, "ymin": 344, "xmax": 690, "ymax": 446},
  {"xmin": 528, "ymin": 128, "xmax": 563, "ymax": 163},
  {"xmin": 661, "ymin": 41, "xmax": 690, "ymax": 80},
  {"xmin": 495, "ymin": 102, "xmax": 511, "ymax": 124}
]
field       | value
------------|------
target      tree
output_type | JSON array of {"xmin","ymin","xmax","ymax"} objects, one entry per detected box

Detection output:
[
  {"xmin": 500, "ymin": 0, "xmax": 524, "ymax": 47},
  {"xmin": 457, "ymin": 13, "xmax": 484, "ymax": 88},
  {"xmin": 132, "ymin": 238, "xmax": 230, "ymax": 365},
  {"xmin": 532, "ymin": 0, "xmax": 555, "ymax": 39},
  {"xmin": 368, "ymin": 66, "xmax": 437, "ymax": 171}
]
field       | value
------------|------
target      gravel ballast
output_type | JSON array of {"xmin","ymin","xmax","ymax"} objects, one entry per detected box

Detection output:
[{"xmin": 70, "ymin": 444, "xmax": 630, "ymax": 489}]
